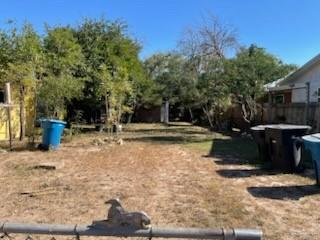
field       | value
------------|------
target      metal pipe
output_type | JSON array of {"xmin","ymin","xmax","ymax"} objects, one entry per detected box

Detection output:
[{"xmin": 0, "ymin": 222, "xmax": 262, "ymax": 240}]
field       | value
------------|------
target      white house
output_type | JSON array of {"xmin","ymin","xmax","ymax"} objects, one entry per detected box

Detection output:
[{"xmin": 265, "ymin": 54, "xmax": 320, "ymax": 104}]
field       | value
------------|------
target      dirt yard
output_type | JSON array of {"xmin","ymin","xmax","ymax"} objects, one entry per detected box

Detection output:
[{"xmin": 0, "ymin": 123, "xmax": 319, "ymax": 240}]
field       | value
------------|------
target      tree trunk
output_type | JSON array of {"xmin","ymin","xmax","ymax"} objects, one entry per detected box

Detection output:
[
  {"xmin": 116, "ymin": 103, "xmax": 122, "ymax": 135},
  {"xmin": 188, "ymin": 107, "xmax": 194, "ymax": 123},
  {"xmin": 202, "ymin": 105, "xmax": 214, "ymax": 130},
  {"xmin": 19, "ymin": 85, "xmax": 26, "ymax": 141},
  {"xmin": 160, "ymin": 103, "xmax": 165, "ymax": 123},
  {"xmin": 31, "ymin": 77, "xmax": 38, "ymax": 144},
  {"xmin": 240, "ymin": 97, "xmax": 258, "ymax": 131},
  {"xmin": 105, "ymin": 94, "xmax": 109, "ymax": 127},
  {"xmin": 241, "ymin": 102, "xmax": 250, "ymax": 123},
  {"xmin": 105, "ymin": 94, "xmax": 113, "ymax": 136},
  {"xmin": 214, "ymin": 110, "xmax": 222, "ymax": 131},
  {"xmin": 164, "ymin": 100, "xmax": 169, "ymax": 124},
  {"xmin": 127, "ymin": 113, "xmax": 133, "ymax": 124}
]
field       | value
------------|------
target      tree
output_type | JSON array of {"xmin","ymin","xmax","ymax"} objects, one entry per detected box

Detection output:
[
  {"xmin": 177, "ymin": 61, "xmax": 200, "ymax": 122},
  {"xmin": 144, "ymin": 53, "xmax": 185, "ymax": 103},
  {"xmin": 178, "ymin": 14, "xmax": 238, "ymax": 129},
  {"xmin": 196, "ymin": 59, "xmax": 231, "ymax": 129},
  {"xmin": 40, "ymin": 26, "xmax": 85, "ymax": 118},
  {"xmin": 74, "ymin": 18, "xmax": 146, "ymax": 128},
  {"xmin": 226, "ymin": 44, "xmax": 297, "ymax": 125},
  {"xmin": 144, "ymin": 53, "xmax": 187, "ymax": 123},
  {"xmin": 0, "ymin": 23, "xmax": 42, "ymax": 140}
]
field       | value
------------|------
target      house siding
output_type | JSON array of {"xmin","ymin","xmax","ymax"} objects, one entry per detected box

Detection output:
[
  {"xmin": 0, "ymin": 106, "xmax": 20, "ymax": 140},
  {"xmin": 265, "ymin": 54, "xmax": 320, "ymax": 129},
  {"xmin": 286, "ymin": 62, "xmax": 320, "ymax": 103},
  {"xmin": 292, "ymin": 88, "xmax": 307, "ymax": 103}
]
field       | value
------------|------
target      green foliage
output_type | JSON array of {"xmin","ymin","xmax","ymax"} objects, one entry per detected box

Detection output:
[
  {"xmin": 197, "ymin": 59, "xmax": 231, "ymax": 128},
  {"xmin": 0, "ymin": 16, "xmax": 299, "ymax": 131},
  {"xmin": 144, "ymin": 53, "xmax": 186, "ymax": 105},
  {"xmin": 39, "ymin": 26, "xmax": 85, "ymax": 118},
  {"xmin": 227, "ymin": 44, "xmax": 297, "ymax": 100},
  {"xmin": 0, "ymin": 18, "xmax": 148, "ymax": 125},
  {"xmin": 0, "ymin": 32, "xmax": 14, "ymax": 79},
  {"xmin": 38, "ymin": 74, "xmax": 84, "ymax": 118},
  {"xmin": 0, "ymin": 23, "xmax": 42, "ymax": 86},
  {"xmin": 71, "ymin": 18, "xmax": 151, "ymax": 125},
  {"xmin": 0, "ymin": 22, "xmax": 43, "ymax": 139},
  {"xmin": 44, "ymin": 27, "xmax": 84, "ymax": 75},
  {"xmin": 226, "ymin": 44, "xmax": 297, "ymax": 123},
  {"xmin": 5, "ymin": 62, "xmax": 34, "ymax": 88}
]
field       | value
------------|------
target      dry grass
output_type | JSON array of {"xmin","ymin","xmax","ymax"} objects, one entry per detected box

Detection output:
[{"xmin": 0, "ymin": 123, "xmax": 319, "ymax": 240}]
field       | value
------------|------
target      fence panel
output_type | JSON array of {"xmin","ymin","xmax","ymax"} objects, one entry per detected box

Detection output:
[{"xmin": 267, "ymin": 103, "xmax": 320, "ymax": 131}]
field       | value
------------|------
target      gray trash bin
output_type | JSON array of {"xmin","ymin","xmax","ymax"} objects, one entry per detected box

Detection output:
[
  {"xmin": 251, "ymin": 125, "xmax": 277, "ymax": 163},
  {"xmin": 265, "ymin": 124, "xmax": 311, "ymax": 172}
]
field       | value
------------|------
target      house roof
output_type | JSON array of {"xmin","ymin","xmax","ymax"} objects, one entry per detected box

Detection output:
[
  {"xmin": 264, "ymin": 77, "xmax": 285, "ymax": 91},
  {"xmin": 265, "ymin": 53, "xmax": 320, "ymax": 91},
  {"xmin": 280, "ymin": 53, "xmax": 320, "ymax": 85}
]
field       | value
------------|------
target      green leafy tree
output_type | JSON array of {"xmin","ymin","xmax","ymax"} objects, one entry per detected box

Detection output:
[
  {"xmin": 196, "ymin": 59, "xmax": 231, "ymax": 129},
  {"xmin": 144, "ymin": 53, "xmax": 185, "ymax": 105},
  {"xmin": 0, "ymin": 23, "xmax": 42, "ymax": 140},
  {"xmin": 74, "ymin": 18, "xmax": 146, "ymax": 127},
  {"xmin": 40, "ymin": 26, "xmax": 85, "ymax": 118},
  {"xmin": 178, "ymin": 14, "xmax": 238, "ymax": 128},
  {"xmin": 226, "ymin": 44, "xmax": 297, "ymax": 125},
  {"xmin": 0, "ymin": 30, "xmax": 13, "ymax": 78},
  {"xmin": 144, "ymin": 53, "xmax": 188, "ymax": 124}
]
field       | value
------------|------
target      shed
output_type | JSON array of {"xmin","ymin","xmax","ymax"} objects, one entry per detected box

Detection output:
[{"xmin": 0, "ymin": 83, "xmax": 35, "ymax": 141}]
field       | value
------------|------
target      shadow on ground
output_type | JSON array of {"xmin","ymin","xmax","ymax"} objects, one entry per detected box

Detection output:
[
  {"xmin": 122, "ymin": 122, "xmax": 214, "ymax": 145},
  {"xmin": 124, "ymin": 135, "xmax": 212, "ymax": 144},
  {"xmin": 216, "ymin": 169, "xmax": 279, "ymax": 178},
  {"xmin": 247, "ymin": 185, "xmax": 320, "ymax": 200},
  {"xmin": 124, "ymin": 127, "xmax": 208, "ymax": 135},
  {"xmin": 0, "ymin": 141, "xmax": 39, "ymax": 152},
  {"xmin": 207, "ymin": 138, "xmax": 259, "ymax": 164},
  {"xmin": 209, "ymin": 155, "xmax": 251, "ymax": 165}
]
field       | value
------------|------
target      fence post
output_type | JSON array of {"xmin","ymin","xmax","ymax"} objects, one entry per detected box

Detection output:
[
  {"xmin": 267, "ymin": 92, "xmax": 272, "ymax": 123},
  {"xmin": 304, "ymin": 82, "xmax": 310, "ymax": 125}
]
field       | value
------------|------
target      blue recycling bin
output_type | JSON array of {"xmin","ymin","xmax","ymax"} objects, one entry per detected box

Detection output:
[
  {"xmin": 302, "ymin": 133, "xmax": 320, "ymax": 185},
  {"xmin": 41, "ymin": 119, "xmax": 66, "ymax": 149}
]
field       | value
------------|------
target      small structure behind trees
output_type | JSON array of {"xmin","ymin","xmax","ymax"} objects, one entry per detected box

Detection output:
[{"xmin": 0, "ymin": 82, "xmax": 35, "ymax": 142}]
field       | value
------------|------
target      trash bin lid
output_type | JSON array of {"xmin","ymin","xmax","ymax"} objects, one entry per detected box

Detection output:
[
  {"xmin": 48, "ymin": 119, "xmax": 66, "ymax": 125},
  {"xmin": 302, "ymin": 133, "xmax": 320, "ymax": 143},
  {"xmin": 250, "ymin": 124, "xmax": 279, "ymax": 131},
  {"xmin": 265, "ymin": 124, "xmax": 311, "ymax": 130},
  {"xmin": 41, "ymin": 119, "xmax": 66, "ymax": 125}
]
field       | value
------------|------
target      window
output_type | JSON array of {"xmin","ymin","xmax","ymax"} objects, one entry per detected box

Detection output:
[
  {"xmin": 274, "ymin": 94, "xmax": 284, "ymax": 104},
  {"xmin": 0, "ymin": 90, "xmax": 4, "ymax": 103}
]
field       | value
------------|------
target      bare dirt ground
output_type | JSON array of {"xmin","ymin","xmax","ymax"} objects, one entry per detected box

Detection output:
[{"xmin": 0, "ymin": 123, "xmax": 319, "ymax": 240}]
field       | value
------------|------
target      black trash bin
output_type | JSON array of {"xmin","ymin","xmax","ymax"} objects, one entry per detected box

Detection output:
[
  {"xmin": 265, "ymin": 124, "xmax": 311, "ymax": 172},
  {"xmin": 251, "ymin": 125, "xmax": 277, "ymax": 163}
]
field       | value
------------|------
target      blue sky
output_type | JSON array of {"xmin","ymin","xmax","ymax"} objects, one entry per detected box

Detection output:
[{"xmin": 0, "ymin": 0, "xmax": 319, "ymax": 66}]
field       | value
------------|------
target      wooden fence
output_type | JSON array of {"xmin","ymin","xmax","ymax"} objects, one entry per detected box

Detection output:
[
  {"xmin": 266, "ymin": 103, "xmax": 320, "ymax": 131},
  {"xmin": 228, "ymin": 103, "xmax": 320, "ymax": 132}
]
